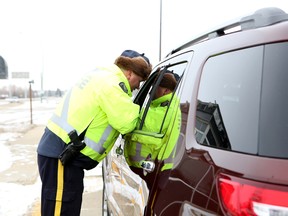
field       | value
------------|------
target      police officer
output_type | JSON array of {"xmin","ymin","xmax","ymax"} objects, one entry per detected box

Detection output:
[
  {"xmin": 37, "ymin": 50, "xmax": 152, "ymax": 216},
  {"xmin": 124, "ymin": 70, "xmax": 181, "ymax": 190}
]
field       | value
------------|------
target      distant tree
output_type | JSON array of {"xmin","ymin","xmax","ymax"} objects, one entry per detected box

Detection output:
[
  {"xmin": 0, "ymin": 56, "xmax": 8, "ymax": 79},
  {"xmin": 56, "ymin": 88, "xmax": 62, "ymax": 97}
]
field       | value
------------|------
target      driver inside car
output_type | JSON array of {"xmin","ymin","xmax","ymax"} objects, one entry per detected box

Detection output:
[{"xmin": 124, "ymin": 69, "xmax": 181, "ymax": 191}]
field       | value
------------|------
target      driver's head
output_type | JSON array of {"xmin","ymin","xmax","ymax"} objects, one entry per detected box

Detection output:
[{"xmin": 154, "ymin": 71, "xmax": 177, "ymax": 99}]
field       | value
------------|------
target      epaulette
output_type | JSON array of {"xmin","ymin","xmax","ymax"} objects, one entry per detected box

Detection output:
[
  {"xmin": 160, "ymin": 101, "xmax": 170, "ymax": 107},
  {"xmin": 119, "ymin": 82, "xmax": 128, "ymax": 94}
]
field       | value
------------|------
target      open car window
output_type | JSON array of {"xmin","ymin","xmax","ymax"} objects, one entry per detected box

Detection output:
[{"xmin": 132, "ymin": 62, "xmax": 187, "ymax": 137}]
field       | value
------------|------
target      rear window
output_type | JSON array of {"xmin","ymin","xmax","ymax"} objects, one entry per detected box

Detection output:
[{"xmin": 196, "ymin": 42, "xmax": 288, "ymax": 158}]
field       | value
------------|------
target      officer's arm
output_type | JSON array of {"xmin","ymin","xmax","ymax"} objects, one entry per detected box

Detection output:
[{"xmin": 99, "ymin": 83, "xmax": 140, "ymax": 134}]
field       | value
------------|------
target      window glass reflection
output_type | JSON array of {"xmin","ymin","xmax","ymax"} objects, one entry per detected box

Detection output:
[{"xmin": 196, "ymin": 46, "xmax": 263, "ymax": 153}]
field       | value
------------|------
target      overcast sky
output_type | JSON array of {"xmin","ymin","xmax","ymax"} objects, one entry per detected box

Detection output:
[{"xmin": 1, "ymin": 0, "xmax": 288, "ymax": 91}]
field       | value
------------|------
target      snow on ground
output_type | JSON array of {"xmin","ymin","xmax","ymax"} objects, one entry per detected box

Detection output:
[
  {"xmin": 0, "ymin": 134, "xmax": 15, "ymax": 172},
  {"xmin": 0, "ymin": 99, "xmax": 57, "ymax": 215},
  {"xmin": 0, "ymin": 178, "xmax": 42, "ymax": 215},
  {"xmin": 0, "ymin": 98, "xmax": 103, "ymax": 215},
  {"xmin": 0, "ymin": 170, "xmax": 103, "ymax": 216},
  {"xmin": 0, "ymin": 98, "xmax": 55, "ymax": 172}
]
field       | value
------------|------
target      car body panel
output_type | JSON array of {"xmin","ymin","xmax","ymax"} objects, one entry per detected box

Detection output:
[{"xmin": 102, "ymin": 7, "xmax": 288, "ymax": 216}]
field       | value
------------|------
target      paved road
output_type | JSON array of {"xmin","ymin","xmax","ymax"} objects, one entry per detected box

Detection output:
[{"xmin": 0, "ymin": 98, "xmax": 103, "ymax": 216}]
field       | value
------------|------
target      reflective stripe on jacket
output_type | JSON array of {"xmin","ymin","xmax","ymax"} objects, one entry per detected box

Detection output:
[
  {"xmin": 46, "ymin": 64, "xmax": 140, "ymax": 162},
  {"xmin": 125, "ymin": 92, "xmax": 181, "ymax": 171}
]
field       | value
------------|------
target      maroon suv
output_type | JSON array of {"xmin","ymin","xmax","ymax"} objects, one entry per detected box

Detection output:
[{"xmin": 102, "ymin": 7, "xmax": 288, "ymax": 216}]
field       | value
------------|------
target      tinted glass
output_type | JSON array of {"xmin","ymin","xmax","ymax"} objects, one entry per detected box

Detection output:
[
  {"xmin": 259, "ymin": 42, "xmax": 288, "ymax": 158},
  {"xmin": 196, "ymin": 42, "xmax": 288, "ymax": 158},
  {"xmin": 197, "ymin": 46, "xmax": 263, "ymax": 153}
]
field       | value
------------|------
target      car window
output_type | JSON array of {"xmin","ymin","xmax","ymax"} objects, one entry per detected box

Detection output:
[
  {"xmin": 130, "ymin": 52, "xmax": 193, "ymax": 173},
  {"xmin": 196, "ymin": 46, "xmax": 263, "ymax": 154},
  {"xmin": 137, "ymin": 63, "xmax": 186, "ymax": 134},
  {"xmin": 196, "ymin": 42, "xmax": 288, "ymax": 158},
  {"xmin": 259, "ymin": 42, "xmax": 288, "ymax": 158}
]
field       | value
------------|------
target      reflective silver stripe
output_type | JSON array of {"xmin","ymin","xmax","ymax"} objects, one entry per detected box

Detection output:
[
  {"xmin": 84, "ymin": 137, "xmax": 106, "ymax": 154},
  {"xmin": 163, "ymin": 143, "xmax": 176, "ymax": 164},
  {"xmin": 50, "ymin": 86, "xmax": 111, "ymax": 156},
  {"xmin": 50, "ymin": 90, "xmax": 78, "ymax": 134},
  {"xmin": 62, "ymin": 90, "xmax": 72, "ymax": 120},
  {"xmin": 130, "ymin": 140, "xmax": 176, "ymax": 164},
  {"xmin": 164, "ymin": 151, "xmax": 174, "ymax": 163},
  {"xmin": 130, "ymin": 155, "xmax": 146, "ymax": 162},
  {"xmin": 50, "ymin": 114, "xmax": 75, "ymax": 134},
  {"xmin": 83, "ymin": 125, "xmax": 113, "ymax": 154},
  {"xmin": 130, "ymin": 142, "xmax": 146, "ymax": 162}
]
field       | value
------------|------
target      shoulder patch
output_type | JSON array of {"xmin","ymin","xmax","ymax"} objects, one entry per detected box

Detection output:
[{"xmin": 119, "ymin": 82, "xmax": 128, "ymax": 94}]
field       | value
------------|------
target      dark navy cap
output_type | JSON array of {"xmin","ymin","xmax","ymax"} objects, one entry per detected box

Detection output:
[{"xmin": 121, "ymin": 50, "xmax": 150, "ymax": 65}]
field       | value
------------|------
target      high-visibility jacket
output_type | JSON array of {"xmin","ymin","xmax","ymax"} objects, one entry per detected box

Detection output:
[
  {"xmin": 37, "ymin": 64, "xmax": 140, "ymax": 168},
  {"xmin": 124, "ymin": 92, "xmax": 181, "ymax": 171}
]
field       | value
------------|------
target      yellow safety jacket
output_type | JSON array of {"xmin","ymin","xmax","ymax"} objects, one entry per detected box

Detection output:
[
  {"xmin": 46, "ymin": 65, "xmax": 140, "ymax": 163},
  {"xmin": 124, "ymin": 92, "xmax": 181, "ymax": 171}
]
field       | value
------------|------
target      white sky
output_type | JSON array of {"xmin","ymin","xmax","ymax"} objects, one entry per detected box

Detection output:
[{"xmin": 0, "ymin": 0, "xmax": 288, "ymax": 90}]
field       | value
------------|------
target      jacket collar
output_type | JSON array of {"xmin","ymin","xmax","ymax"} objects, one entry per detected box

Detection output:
[{"xmin": 151, "ymin": 93, "xmax": 173, "ymax": 107}]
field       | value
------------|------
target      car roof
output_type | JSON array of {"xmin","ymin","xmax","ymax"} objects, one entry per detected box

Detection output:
[{"xmin": 166, "ymin": 7, "xmax": 288, "ymax": 57}]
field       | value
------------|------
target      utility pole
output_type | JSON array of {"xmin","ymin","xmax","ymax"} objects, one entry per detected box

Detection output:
[
  {"xmin": 159, "ymin": 0, "xmax": 162, "ymax": 61},
  {"xmin": 41, "ymin": 52, "xmax": 44, "ymax": 103},
  {"xmin": 29, "ymin": 80, "xmax": 34, "ymax": 124}
]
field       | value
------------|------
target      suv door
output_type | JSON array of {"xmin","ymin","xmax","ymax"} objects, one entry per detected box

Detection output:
[
  {"xmin": 128, "ymin": 51, "xmax": 193, "ymax": 215},
  {"xmin": 101, "ymin": 51, "xmax": 193, "ymax": 216}
]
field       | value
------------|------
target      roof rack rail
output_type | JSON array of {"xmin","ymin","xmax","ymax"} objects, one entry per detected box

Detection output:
[
  {"xmin": 167, "ymin": 7, "xmax": 288, "ymax": 57},
  {"xmin": 241, "ymin": 7, "xmax": 288, "ymax": 30}
]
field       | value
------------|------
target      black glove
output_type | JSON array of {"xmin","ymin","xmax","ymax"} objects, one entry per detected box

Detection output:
[{"xmin": 59, "ymin": 142, "xmax": 85, "ymax": 166}]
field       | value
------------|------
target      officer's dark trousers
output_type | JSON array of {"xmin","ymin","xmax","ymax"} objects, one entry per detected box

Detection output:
[{"xmin": 37, "ymin": 155, "xmax": 84, "ymax": 216}]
